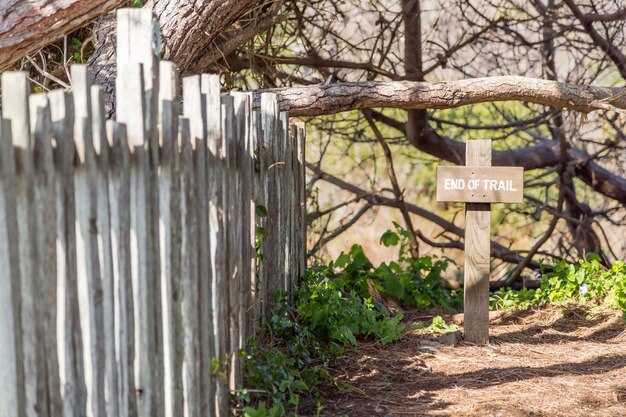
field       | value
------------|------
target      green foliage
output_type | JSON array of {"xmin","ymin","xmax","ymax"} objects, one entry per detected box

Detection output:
[
  {"xmin": 131, "ymin": 0, "xmax": 144, "ymax": 7},
  {"xmin": 490, "ymin": 257, "xmax": 626, "ymax": 318},
  {"xmin": 412, "ymin": 315, "xmax": 458, "ymax": 333},
  {"xmin": 241, "ymin": 266, "xmax": 404, "ymax": 415},
  {"xmin": 332, "ymin": 224, "xmax": 462, "ymax": 312},
  {"xmin": 298, "ymin": 265, "xmax": 405, "ymax": 349}
]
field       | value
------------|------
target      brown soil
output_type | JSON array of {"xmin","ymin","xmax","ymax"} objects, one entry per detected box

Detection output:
[{"xmin": 312, "ymin": 307, "xmax": 626, "ymax": 417}]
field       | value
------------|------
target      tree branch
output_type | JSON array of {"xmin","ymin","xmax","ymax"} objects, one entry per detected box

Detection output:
[
  {"xmin": 0, "ymin": 0, "xmax": 126, "ymax": 69},
  {"xmin": 252, "ymin": 76, "xmax": 626, "ymax": 116}
]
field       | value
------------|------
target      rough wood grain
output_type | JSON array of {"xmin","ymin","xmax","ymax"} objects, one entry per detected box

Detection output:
[
  {"xmin": 49, "ymin": 89, "xmax": 87, "ymax": 417},
  {"xmin": 183, "ymin": 74, "xmax": 213, "ymax": 416},
  {"xmin": 259, "ymin": 93, "xmax": 280, "ymax": 317},
  {"xmin": 30, "ymin": 92, "xmax": 63, "ymax": 417},
  {"xmin": 158, "ymin": 61, "xmax": 184, "ymax": 417},
  {"xmin": 72, "ymin": 65, "xmax": 106, "ymax": 417},
  {"xmin": 91, "ymin": 86, "xmax": 118, "ymax": 417},
  {"xmin": 232, "ymin": 92, "xmax": 253, "ymax": 362},
  {"xmin": 202, "ymin": 73, "xmax": 226, "ymax": 417},
  {"xmin": 0, "ymin": 117, "xmax": 26, "ymax": 417},
  {"xmin": 117, "ymin": 20, "xmax": 163, "ymax": 412},
  {"xmin": 251, "ymin": 77, "xmax": 626, "ymax": 116},
  {"xmin": 106, "ymin": 121, "xmax": 135, "ymax": 417},
  {"xmin": 463, "ymin": 140, "xmax": 492, "ymax": 345},
  {"xmin": 3, "ymin": 71, "xmax": 42, "ymax": 417},
  {"xmin": 179, "ymin": 117, "xmax": 200, "ymax": 417},
  {"xmin": 0, "ymin": 0, "xmax": 126, "ymax": 69}
]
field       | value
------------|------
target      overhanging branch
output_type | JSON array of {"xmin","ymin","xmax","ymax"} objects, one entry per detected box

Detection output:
[{"xmin": 252, "ymin": 76, "xmax": 626, "ymax": 116}]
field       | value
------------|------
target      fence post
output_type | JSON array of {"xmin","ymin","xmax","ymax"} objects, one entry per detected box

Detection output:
[
  {"xmin": 49, "ymin": 89, "xmax": 86, "ymax": 417},
  {"xmin": 30, "ymin": 92, "xmax": 63, "ymax": 417},
  {"xmin": 3, "ymin": 72, "xmax": 44, "ymax": 417},
  {"xmin": 178, "ymin": 117, "xmax": 200, "ymax": 417},
  {"xmin": 117, "ymin": 9, "xmax": 163, "ymax": 416},
  {"xmin": 158, "ymin": 61, "xmax": 184, "ymax": 417},
  {"xmin": 91, "ymin": 86, "xmax": 118, "ymax": 417},
  {"xmin": 182, "ymin": 74, "xmax": 214, "ymax": 416},
  {"xmin": 259, "ymin": 93, "xmax": 280, "ymax": 315},
  {"xmin": 106, "ymin": 120, "xmax": 135, "ymax": 417},
  {"xmin": 204, "ymin": 74, "xmax": 230, "ymax": 417},
  {"xmin": 72, "ymin": 65, "xmax": 106, "ymax": 417},
  {"xmin": 0, "ymin": 116, "xmax": 26, "ymax": 417},
  {"xmin": 231, "ymin": 91, "xmax": 254, "ymax": 363}
]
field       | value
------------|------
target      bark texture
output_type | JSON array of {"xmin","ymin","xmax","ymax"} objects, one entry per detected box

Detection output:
[
  {"xmin": 252, "ymin": 77, "xmax": 626, "ymax": 116},
  {"xmin": 0, "ymin": 0, "xmax": 126, "ymax": 69},
  {"xmin": 90, "ymin": 0, "xmax": 259, "ymax": 116}
]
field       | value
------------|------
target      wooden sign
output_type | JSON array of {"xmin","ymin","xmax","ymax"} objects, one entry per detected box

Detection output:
[
  {"xmin": 436, "ymin": 166, "xmax": 523, "ymax": 203},
  {"xmin": 435, "ymin": 140, "xmax": 524, "ymax": 345}
]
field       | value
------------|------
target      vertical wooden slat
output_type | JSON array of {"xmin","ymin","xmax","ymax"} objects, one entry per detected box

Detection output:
[
  {"xmin": 49, "ymin": 89, "xmax": 86, "ymax": 417},
  {"xmin": 219, "ymin": 94, "xmax": 234, "ymax": 407},
  {"xmin": 72, "ymin": 65, "xmax": 105, "ymax": 417},
  {"xmin": 116, "ymin": 60, "xmax": 156, "ymax": 417},
  {"xmin": 203, "ymin": 74, "xmax": 229, "ymax": 417},
  {"xmin": 279, "ymin": 113, "xmax": 292, "ymax": 298},
  {"xmin": 0, "ymin": 116, "xmax": 26, "ymax": 417},
  {"xmin": 117, "ymin": 8, "xmax": 164, "ymax": 414},
  {"xmin": 3, "ymin": 71, "xmax": 42, "ymax": 417},
  {"xmin": 91, "ymin": 86, "xmax": 118, "ymax": 417},
  {"xmin": 179, "ymin": 117, "xmax": 200, "ymax": 417},
  {"xmin": 296, "ymin": 123, "xmax": 306, "ymax": 283},
  {"xmin": 464, "ymin": 139, "xmax": 492, "ymax": 345},
  {"xmin": 106, "ymin": 121, "xmax": 135, "ymax": 417},
  {"xmin": 259, "ymin": 93, "xmax": 280, "ymax": 316},
  {"xmin": 223, "ymin": 93, "xmax": 241, "ymax": 389},
  {"xmin": 231, "ymin": 92, "xmax": 253, "ymax": 360},
  {"xmin": 30, "ymin": 93, "xmax": 63, "ymax": 417},
  {"xmin": 248, "ymin": 108, "xmax": 259, "ymax": 338},
  {"xmin": 158, "ymin": 61, "xmax": 184, "ymax": 417},
  {"xmin": 183, "ymin": 74, "xmax": 212, "ymax": 416}
]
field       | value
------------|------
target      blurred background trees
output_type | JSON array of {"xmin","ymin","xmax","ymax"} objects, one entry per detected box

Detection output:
[{"xmin": 2, "ymin": 0, "xmax": 625, "ymax": 286}]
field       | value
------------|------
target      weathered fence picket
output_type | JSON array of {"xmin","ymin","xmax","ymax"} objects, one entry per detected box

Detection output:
[{"xmin": 0, "ymin": 7, "xmax": 307, "ymax": 417}]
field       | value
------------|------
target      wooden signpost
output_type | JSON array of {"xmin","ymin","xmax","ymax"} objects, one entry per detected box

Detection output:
[{"xmin": 436, "ymin": 140, "xmax": 523, "ymax": 344}]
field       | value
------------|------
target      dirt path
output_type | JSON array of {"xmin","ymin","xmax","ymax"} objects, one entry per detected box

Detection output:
[{"xmin": 314, "ymin": 308, "xmax": 626, "ymax": 417}]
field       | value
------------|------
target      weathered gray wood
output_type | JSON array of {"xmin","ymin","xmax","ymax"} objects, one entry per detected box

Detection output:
[
  {"xmin": 49, "ymin": 89, "xmax": 86, "ymax": 417},
  {"xmin": 232, "ymin": 92, "xmax": 253, "ymax": 362},
  {"xmin": 72, "ymin": 65, "xmax": 106, "ymax": 417},
  {"xmin": 158, "ymin": 61, "xmax": 184, "ymax": 417},
  {"xmin": 30, "ymin": 93, "xmax": 63, "ymax": 417},
  {"xmin": 295, "ymin": 123, "xmax": 306, "ymax": 283},
  {"xmin": 116, "ymin": 60, "xmax": 156, "ymax": 417},
  {"xmin": 183, "ymin": 74, "xmax": 213, "ymax": 416},
  {"xmin": 246, "ymin": 105, "xmax": 264, "ymax": 337},
  {"xmin": 436, "ymin": 166, "xmax": 524, "ymax": 203},
  {"xmin": 280, "ymin": 113, "xmax": 292, "ymax": 298},
  {"xmin": 259, "ymin": 93, "xmax": 280, "ymax": 317},
  {"xmin": 219, "ymin": 94, "xmax": 234, "ymax": 406},
  {"xmin": 0, "ymin": 117, "xmax": 26, "ymax": 417},
  {"xmin": 463, "ymin": 139, "xmax": 492, "ymax": 345},
  {"xmin": 202, "ymin": 74, "xmax": 228, "ymax": 417},
  {"xmin": 2, "ymin": 71, "xmax": 42, "ymax": 417},
  {"xmin": 179, "ymin": 117, "xmax": 200, "ymax": 417},
  {"xmin": 106, "ymin": 121, "xmax": 135, "ymax": 417},
  {"xmin": 91, "ymin": 86, "xmax": 118, "ymax": 417}
]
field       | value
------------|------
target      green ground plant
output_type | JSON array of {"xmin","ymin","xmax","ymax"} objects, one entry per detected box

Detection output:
[{"xmin": 490, "ymin": 256, "xmax": 626, "ymax": 317}]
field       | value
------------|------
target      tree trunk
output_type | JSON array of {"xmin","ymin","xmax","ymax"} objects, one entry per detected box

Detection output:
[
  {"xmin": 0, "ymin": 0, "xmax": 127, "ymax": 69},
  {"xmin": 89, "ymin": 0, "xmax": 260, "ymax": 116}
]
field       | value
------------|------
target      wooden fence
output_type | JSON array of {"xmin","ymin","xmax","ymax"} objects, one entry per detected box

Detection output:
[{"xmin": 0, "ymin": 8, "xmax": 306, "ymax": 417}]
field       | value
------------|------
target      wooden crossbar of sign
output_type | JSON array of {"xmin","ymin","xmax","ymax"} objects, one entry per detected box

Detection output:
[
  {"xmin": 436, "ymin": 166, "xmax": 523, "ymax": 203},
  {"xmin": 435, "ymin": 141, "xmax": 524, "ymax": 344}
]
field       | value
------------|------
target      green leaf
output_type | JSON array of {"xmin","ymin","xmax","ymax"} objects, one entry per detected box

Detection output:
[
  {"xmin": 380, "ymin": 230, "xmax": 400, "ymax": 247},
  {"xmin": 256, "ymin": 204, "xmax": 268, "ymax": 217}
]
